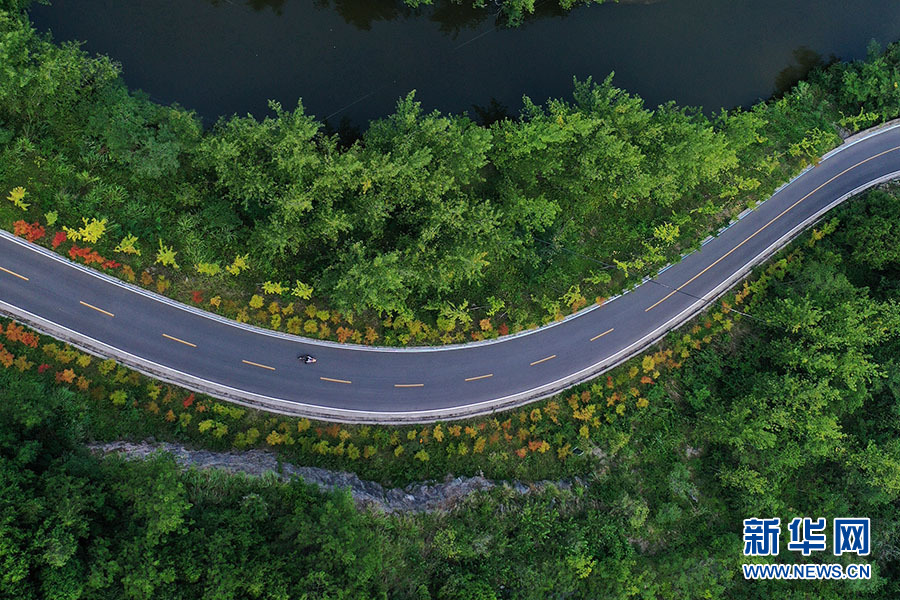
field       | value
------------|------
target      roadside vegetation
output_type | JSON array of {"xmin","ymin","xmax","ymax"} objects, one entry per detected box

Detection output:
[
  {"xmin": 4, "ymin": 184, "xmax": 900, "ymax": 598},
  {"xmin": 5, "ymin": 2, "xmax": 900, "ymax": 347},
  {"xmin": 0, "ymin": 205, "xmax": 802, "ymax": 486},
  {"xmin": 0, "ymin": 260, "xmax": 738, "ymax": 486}
]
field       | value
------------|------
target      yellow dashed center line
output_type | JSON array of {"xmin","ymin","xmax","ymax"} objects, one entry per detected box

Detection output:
[
  {"xmin": 394, "ymin": 383, "xmax": 424, "ymax": 388},
  {"xmin": 530, "ymin": 354, "xmax": 557, "ymax": 366},
  {"xmin": 320, "ymin": 376, "xmax": 352, "ymax": 384},
  {"xmin": 590, "ymin": 328, "xmax": 614, "ymax": 342},
  {"xmin": 0, "ymin": 266, "xmax": 28, "ymax": 281},
  {"xmin": 242, "ymin": 359, "xmax": 275, "ymax": 371},
  {"xmin": 645, "ymin": 144, "xmax": 900, "ymax": 312},
  {"xmin": 162, "ymin": 333, "xmax": 197, "ymax": 348},
  {"xmin": 465, "ymin": 373, "xmax": 493, "ymax": 382},
  {"xmin": 79, "ymin": 300, "xmax": 114, "ymax": 317}
]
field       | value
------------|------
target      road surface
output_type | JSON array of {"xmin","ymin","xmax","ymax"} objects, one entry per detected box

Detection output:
[{"xmin": 2, "ymin": 124, "xmax": 900, "ymax": 423}]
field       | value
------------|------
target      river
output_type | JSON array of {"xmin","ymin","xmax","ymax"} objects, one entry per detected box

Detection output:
[{"xmin": 28, "ymin": 0, "xmax": 900, "ymax": 129}]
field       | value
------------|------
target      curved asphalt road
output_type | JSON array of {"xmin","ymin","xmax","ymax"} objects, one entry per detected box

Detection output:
[{"xmin": 2, "ymin": 125, "xmax": 900, "ymax": 423}]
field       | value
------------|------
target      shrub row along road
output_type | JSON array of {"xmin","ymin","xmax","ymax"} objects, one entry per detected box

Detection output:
[{"xmin": 2, "ymin": 125, "xmax": 900, "ymax": 423}]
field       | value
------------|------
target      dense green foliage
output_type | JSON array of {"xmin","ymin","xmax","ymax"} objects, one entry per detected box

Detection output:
[
  {"xmin": 6, "ymin": 2, "xmax": 890, "ymax": 338},
  {"xmin": 4, "ymin": 186, "xmax": 900, "ymax": 598},
  {"xmin": 4, "ymin": 6, "xmax": 900, "ymax": 594},
  {"xmin": 1, "ymin": 370, "xmax": 393, "ymax": 598}
]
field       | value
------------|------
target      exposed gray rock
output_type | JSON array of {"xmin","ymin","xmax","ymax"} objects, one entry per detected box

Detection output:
[{"xmin": 88, "ymin": 440, "xmax": 580, "ymax": 513}]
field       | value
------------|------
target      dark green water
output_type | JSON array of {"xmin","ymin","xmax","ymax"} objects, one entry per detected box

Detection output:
[{"xmin": 28, "ymin": 0, "xmax": 900, "ymax": 128}]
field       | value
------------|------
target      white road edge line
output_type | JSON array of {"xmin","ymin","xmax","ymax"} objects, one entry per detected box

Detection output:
[
  {"xmin": 3, "ymin": 122, "xmax": 896, "ymax": 354},
  {"xmin": 0, "ymin": 132, "xmax": 898, "ymax": 423},
  {"xmin": 3, "ymin": 170, "xmax": 896, "ymax": 423}
]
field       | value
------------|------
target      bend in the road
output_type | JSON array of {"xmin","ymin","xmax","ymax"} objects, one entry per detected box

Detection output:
[{"xmin": 2, "ymin": 123, "xmax": 900, "ymax": 423}]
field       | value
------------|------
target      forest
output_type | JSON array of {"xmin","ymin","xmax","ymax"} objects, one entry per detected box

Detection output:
[
  {"xmin": 4, "ymin": 1, "xmax": 900, "ymax": 597},
  {"xmin": 6, "ymin": 0, "xmax": 900, "ymax": 346},
  {"xmin": 4, "ymin": 177, "xmax": 900, "ymax": 600},
  {"xmin": 0, "ymin": 0, "xmax": 900, "ymax": 600}
]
